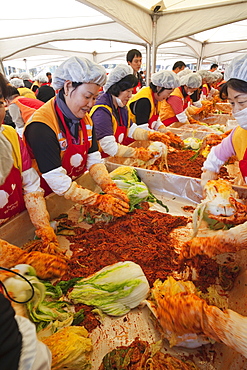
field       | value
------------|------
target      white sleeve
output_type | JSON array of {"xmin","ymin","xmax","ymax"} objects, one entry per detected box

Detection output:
[
  {"xmin": 153, "ymin": 117, "xmax": 164, "ymax": 130},
  {"xmin": 133, "ymin": 123, "xmax": 152, "ymax": 130},
  {"xmin": 193, "ymin": 100, "xmax": 202, "ymax": 108},
  {"xmin": 245, "ymin": 177, "xmax": 247, "ymax": 184},
  {"xmin": 15, "ymin": 315, "xmax": 52, "ymax": 370},
  {"xmin": 42, "ymin": 166, "xmax": 72, "ymax": 196},
  {"xmin": 176, "ymin": 111, "xmax": 187, "ymax": 123},
  {"xmin": 22, "ymin": 168, "xmax": 43, "ymax": 194},
  {"xmin": 86, "ymin": 151, "xmax": 103, "ymax": 170},
  {"xmin": 202, "ymin": 146, "xmax": 225, "ymax": 173},
  {"xmin": 128, "ymin": 123, "xmax": 138, "ymax": 138},
  {"xmin": 98, "ymin": 136, "xmax": 118, "ymax": 156},
  {"xmin": 8, "ymin": 105, "xmax": 24, "ymax": 130}
]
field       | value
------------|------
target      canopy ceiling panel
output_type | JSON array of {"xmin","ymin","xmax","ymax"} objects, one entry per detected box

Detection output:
[
  {"xmin": 1, "ymin": 22, "xmax": 146, "ymax": 60},
  {"xmin": 155, "ymin": 1, "xmax": 247, "ymax": 45},
  {"xmin": 77, "ymin": 0, "xmax": 152, "ymax": 43}
]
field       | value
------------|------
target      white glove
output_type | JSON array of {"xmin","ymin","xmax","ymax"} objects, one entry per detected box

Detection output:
[
  {"xmin": 202, "ymin": 146, "xmax": 225, "ymax": 173},
  {"xmin": 176, "ymin": 110, "xmax": 188, "ymax": 123},
  {"xmin": 201, "ymin": 170, "xmax": 218, "ymax": 190},
  {"xmin": 193, "ymin": 100, "xmax": 202, "ymax": 108}
]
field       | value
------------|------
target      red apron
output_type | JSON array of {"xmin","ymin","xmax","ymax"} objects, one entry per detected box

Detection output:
[
  {"xmin": 132, "ymin": 80, "xmax": 142, "ymax": 95},
  {"xmin": 0, "ymin": 166, "xmax": 25, "ymax": 223},
  {"xmin": 101, "ymin": 107, "xmax": 134, "ymax": 157},
  {"xmin": 41, "ymin": 105, "xmax": 90, "ymax": 195},
  {"xmin": 239, "ymin": 148, "xmax": 247, "ymax": 178}
]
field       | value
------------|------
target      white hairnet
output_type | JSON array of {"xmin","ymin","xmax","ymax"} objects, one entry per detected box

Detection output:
[
  {"xmin": 9, "ymin": 72, "xmax": 20, "ymax": 80},
  {"xmin": 53, "ymin": 56, "xmax": 107, "ymax": 90},
  {"xmin": 37, "ymin": 74, "xmax": 48, "ymax": 83},
  {"xmin": 20, "ymin": 72, "xmax": 31, "ymax": 80},
  {"xmin": 151, "ymin": 70, "xmax": 180, "ymax": 89},
  {"xmin": 180, "ymin": 73, "xmax": 202, "ymax": 88},
  {"xmin": 177, "ymin": 68, "xmax": 192, "ymax": 79},
  {"xmin": 103, "ymin": 64, "xmax": 133, "ymax": 92},
  {"xmin": 224, "ymin": 54, "xmax": 247, "ymax": 82},
  {"xmin": 196, "ymin": 69, "xmax": 213, "ymax": 83},
  {"xmin": 11, "ymin": 78, "xmax": 24, "ymax": 88},
  {"xmin": 212, "ymin": 71, "xmax": 223, "ymax": 82}
]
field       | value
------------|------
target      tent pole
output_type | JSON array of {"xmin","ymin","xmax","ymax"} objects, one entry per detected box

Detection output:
[
  {"xmin": 151, "ymin": 14, "xmax": 158, "ymax": 74},
  {"xmin": 196, "ymin": 57, "xmax": 202, "ymax": 70},
  {"xmin": 146, "ymin": 44, "xmax": 151, "ymax": 85},
  {"xmin": 0, "ymin": 59, "xmax": 5, "ymax": 75}
]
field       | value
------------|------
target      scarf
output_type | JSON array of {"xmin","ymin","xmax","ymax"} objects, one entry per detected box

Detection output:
[{"xmin": 56, "ymin": 90, "xmax": 80, "ymax": 138}]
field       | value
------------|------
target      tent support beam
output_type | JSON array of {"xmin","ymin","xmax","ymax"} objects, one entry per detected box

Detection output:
[
  {"xmin": 0, "ymin": 59, "xmax": 5, "ymax": 75},
  {"xmin": 151, "ymin": 14, "xmax": 158, "ymax": 73},
  {"xmin": 196, "ymin": 57, "xmax": 202, "ymax": 70},
  {"xmin": 146, "ymin": 43, "xmax": 151, "ymax": 85}
]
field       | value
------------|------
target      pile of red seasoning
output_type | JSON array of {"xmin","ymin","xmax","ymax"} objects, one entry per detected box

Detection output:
[
  {"xmin": 63, "ymin": 205, "xmax": 221, "ymax": 292},
  {"xmin": 151, "ymin": 149, "xmax": 231, "ymax": 179}
]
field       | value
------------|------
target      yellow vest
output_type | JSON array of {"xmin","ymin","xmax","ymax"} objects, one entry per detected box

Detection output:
[
  {"xmin": 25, "ymin": 97, "xmax": 93, "ymax": 165},
  {"xmin": 2, "ymin": 125, "xmax": 22, "ymax": 172},
  {"xmin": 26, "ymin": 97, "xmax": 93, "ymax": 143},
  {"xmin": 159, "ymin": 87, "xmax": 184, "ymax": 122},
  {"xmin": 232, "ymin": 126, "xmax": 247, "ymax": 160},
  {"xmin": 127, "ymin": 86, "xmax": 161, "ymax": 123},
  {"xmin": 18, "ymin": 87, "xmax": 36, "ymax": 99},
  {"xmin": 90, "ymin": 104, "xmax": 131, "ymax": 134}
]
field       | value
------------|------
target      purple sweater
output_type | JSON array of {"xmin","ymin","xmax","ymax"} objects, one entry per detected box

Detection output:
[{"xmin": 91, "ymin": 92, "xmax": 132, "ymax": 140}]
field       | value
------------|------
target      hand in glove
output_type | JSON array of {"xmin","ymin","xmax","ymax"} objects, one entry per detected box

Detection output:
[
  {"xmin": 151, "ymin": 286, "xmax": 247, "ymax": 359},
  {"xmin": 64, "ymin": 181, "xmax": 129, "ymax": 217},
  {"xmin": 148, "ymin": 131, "xmax": 183, "ymax": 148},
  {"xmin": 24, "ymin": 191, "xmax": 61, "ymax": 255},
  {"xmin": 201, "ymin": 170, "xmax": 218, "ymax": 192},
  {"xmin": 134, "ymin": 147, "xmax": 159, "ymax": 161},
  {"xmin": 0, "ymin": 239, "xmax": 67, "ymax": 280},
  {"xmin": 157, "ymin": 124, "xmax": 167, "ymax": 133},
  {"xmin": 89, "ymin": 163, "xmax": 129, "ymax": 204},
  {"xmin": 180, "ymin": 220, "xmax": 247, "ymax": 260}
]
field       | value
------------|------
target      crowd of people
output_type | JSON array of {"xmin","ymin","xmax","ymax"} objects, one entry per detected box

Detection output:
[{"xmin": 1, "ymin": 49, "xmax": 247, "ymax": 368}]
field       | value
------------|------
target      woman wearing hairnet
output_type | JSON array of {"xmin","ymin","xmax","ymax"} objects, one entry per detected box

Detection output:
[
  {"xmin": 24, "ymin": 57, "xmax": 129, "ymax": 217},
  {"xmin": 90, "ymin": 65, "xmax": 182, "ymax": 159},
  {"xmin": 159, "ymin": 71, "xmax": 202, "ymax": 127},
  {"xmin": 10, "ymin": 78, "xmax": 36, "ymax": 99},
  {"xmin": 201, "ymin": 53, "xmax": 247, "ymax": 189},
  {"xmin": 0, "ymin": 73, "xmax": 59, "ymax": 252},
  {"xmin": 190, "ymin": 70, "xmax": 213, "ymax": 105},
  {"xmin": 127, "ymin": 69, "xmax": 180, "ymax": 132},
  {"xmin": 180, "ymin": 53, "xmax": 247, "ymax": 263}
]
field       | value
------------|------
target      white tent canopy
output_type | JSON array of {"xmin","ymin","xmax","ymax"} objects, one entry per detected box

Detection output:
[{"xmin": 1, "ymin": 0, "xmax": 247, "ymax": 75}]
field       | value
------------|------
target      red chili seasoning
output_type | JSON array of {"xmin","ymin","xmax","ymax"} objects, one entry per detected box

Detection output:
[{"xmin": 62, "ymin": 207, "xmax": 222, "ymax": 292}]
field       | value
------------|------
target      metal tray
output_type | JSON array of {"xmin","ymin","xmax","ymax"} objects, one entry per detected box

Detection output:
[{"xmin": 1, "ymin": 172, "xmax": 247, "ymax": 369}]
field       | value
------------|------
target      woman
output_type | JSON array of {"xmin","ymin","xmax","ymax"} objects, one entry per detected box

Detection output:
[
  {"xmin": 0, "ymin": 73, "xmax": 58, "ymax": 251},
  {"xmin": 5, "ymin": 85, "xmax": 44, "ymax": 138},
  {"xmin": 128, "ymin": 69, "xmax": 180, "ymax": 131},
  {"xmin": 10, "ymin": 78, "xmax": 36, "ymax": 99},
  {"xmin": 24, "ymin": 57, "xmax": 129, "ymax": 217},
  {"xmin": 90, "ymin": 65, "xmax": 180, "ymax": 159},
  {"xmin": 159, "ymin": 71, "xmax": 202, "ymax": 127},
  {"xmin": 181, "ymin": 53, "xmax": 247, "ymax": 260},
  {"xmin": 201, "ymin": 53, "xmax": 247, "ymax": 188}
]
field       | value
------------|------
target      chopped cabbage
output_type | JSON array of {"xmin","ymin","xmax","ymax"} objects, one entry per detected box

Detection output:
[
  {"xmin": 183, "ymin": 137, "xmax": 202, "ymax": 150},
  {"xmin": 69, "ymin": 261, "xmax": 150, "ymax": 316},
  {"xmin": 110, "ymin": 166, "xmax": 169, "ymax": 212},
  {"xmin": 192, "ymin": 179, "xmax": 241, "ymax": 236}
]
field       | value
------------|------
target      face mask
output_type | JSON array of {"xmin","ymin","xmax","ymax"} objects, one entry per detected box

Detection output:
[
  {"xmin": 233, "ymin": 107, "xmax": 247, "ymax": 130},
  {"xmin": 187, "ymin": 91, "xmax": 194, "ymax": 96},
  {"xmin": 115, "ymin": 97, "xmax": 125, "ymax": 107}
]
